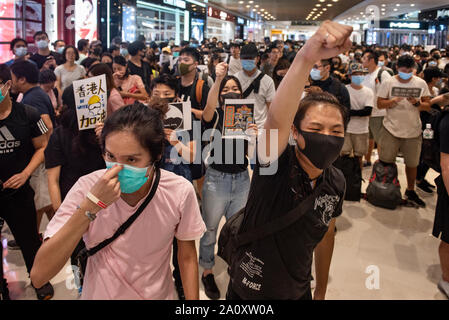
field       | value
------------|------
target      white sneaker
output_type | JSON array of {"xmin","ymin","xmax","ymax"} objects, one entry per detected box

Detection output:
[{"xmin": 438, "ymin": 278, "xmax": 449, "ymax": 299}]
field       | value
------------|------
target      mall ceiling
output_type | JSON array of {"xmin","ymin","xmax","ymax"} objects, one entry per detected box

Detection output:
[
  {"xmin": 208, "ymin": 0, "xmax": 364, "ymax": 22},
  {"xmin": 209, "ymin": 0, "xmax": 449, "ymax": 22}
]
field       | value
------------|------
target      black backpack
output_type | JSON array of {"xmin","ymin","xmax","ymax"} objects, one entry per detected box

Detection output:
[
  {"xmin": 333, "ymin": 156, "xmax": 362, "ymax": 201},
  {"xmin": 366, "ymin": 160, "xmax": 402, "ymax": 210},
  {"xmin": 422, "ymin": 107, "xmax": 449, "ymax": 173}
]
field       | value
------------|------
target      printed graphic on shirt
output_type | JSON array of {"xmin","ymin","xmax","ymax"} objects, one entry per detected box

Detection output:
[
  {"xmin": 391, "ymin": 87, "xmax": 422, "ymax": 98},
  {"xmin": 313, "ymin": 194, "xmax": 340, "ymax": 226},
  {"xmin": 0, "ymin": 120, "xmax": 47, "ymax": 154},
  {"xmin": 239, "ymin": 251, "xmax": 264, "ymax": 291}
]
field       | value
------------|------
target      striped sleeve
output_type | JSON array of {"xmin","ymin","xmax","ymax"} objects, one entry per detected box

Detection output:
[{"xmin": 36, "ymin": 118, "xmax": 49, "ymax": 135}]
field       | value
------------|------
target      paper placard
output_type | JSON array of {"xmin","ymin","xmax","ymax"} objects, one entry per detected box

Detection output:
[
  {"xmin": 222, "ymin": 99, "xmax": 255, "ymax": 139},
  {"xmin": 164, "ymin": 102, "xmax": 192, "ymax": 131},
  {"xmin": 391, "ymin": 87, "xmax": 422, "ymax": 99},
  {"xmin": 73, "ymin": 75, "xmax": 107, "ymax": 131}
]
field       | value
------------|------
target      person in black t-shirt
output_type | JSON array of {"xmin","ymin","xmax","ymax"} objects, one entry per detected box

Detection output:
[
  {"xmin": 226, "ymin": 21, "xmax": 353, "ymax": 300},
  {"xmin": 0, "ymin": 65, "xmax": 54, "ymax": 300},
  {"xmin": 200, "ymin": 63, "xmax": 257, "ymax": 300},
  {"xmin": 127, "ymin": 41, "xmax": 153, "ymax": 93},
  {"xmin": 10, "ymin": 60, "xmax": 55, "ymax": 134},
  {"xmin": 29, "ymin": 31, "xmax": 63, "ymax": 71},
  {"xmin": 433, "ymin": 111, "xmax": 449, "ymax": 298}
]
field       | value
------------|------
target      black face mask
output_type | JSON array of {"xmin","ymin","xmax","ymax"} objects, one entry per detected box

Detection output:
[
  {"xmin": 220, "ymin": 92, "xmax": 241, "ymax": 106},
  {"xmin": 433, "ymin": 54, "xmax": 441, "ymax": 60},
  {"xmin": 296, "ymin": 130, "xmax": 344, "ymax": 170}
]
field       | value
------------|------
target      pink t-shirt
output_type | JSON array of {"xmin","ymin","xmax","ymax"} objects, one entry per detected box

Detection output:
[
  {"xmin": 44, "ymin": 169, "xmax": 206, "ymax": 300},
  {"xmin": 107, "ymin": 88, "xmax": 125, "ymax": 115}
]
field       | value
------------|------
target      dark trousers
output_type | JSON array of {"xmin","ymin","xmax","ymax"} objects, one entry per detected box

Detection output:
[
  {"xmin": 225, "ymin": 281, "xmax": 313, "ymax": 300},
  {"xmin": 0, "ymin": 183, "xmax": 42, "ymax": 274},
  {"xmin": 417, "ymin": 162, "xmax": 430, "ymax": 182}
]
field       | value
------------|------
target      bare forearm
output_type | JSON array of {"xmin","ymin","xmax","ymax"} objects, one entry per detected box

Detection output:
[
  {"xmin": 30, "ymin": 200, "xmax": 96, "ymax": 288},
  {"xmin": 48, "ymin": 180, "xmax": 62, "ymax": 211},
  {"xmin": 417, "ymin": 101, "xmax": 431, "ymax": 112},
  {"xmin": 377, "ymin": 99, "xmax": 395, "ymax": 109},
  {"xmin": 204, "ymin": 78, "xmax": 222, "ymax": 122},
  {"xmin": 23, "ymin": 147, "xmax": 45, "ymax": 177},
  {"xmin": 178, "ymin": 244, "xmax": 200, "ymax": 300},
  {"xmin": 174, "ymin": 141, "xmax": 196, "ymax": 163},
  {"xmin": 314, "ymin": 219, "xmax": 336, "ymax": 299}
]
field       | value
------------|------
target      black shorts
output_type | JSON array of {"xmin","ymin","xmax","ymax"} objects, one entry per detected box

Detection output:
[{"xmin": 433, "ymin": 175, "xmax": 449, "ymax": 244}]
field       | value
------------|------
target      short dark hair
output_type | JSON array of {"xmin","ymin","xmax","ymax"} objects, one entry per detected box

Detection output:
[
  {"xmin": 294, "ymin": 92, "xmax": 349, "ymax": 131},
  {"xmin": 363, "ymin": 49, "xmax": 379, "ymax": 65},
  {"xmin": 54, "ymin": 40, "xmax": 65, "ymax": 47},
  {"xmin": 77, "ymin": 39, "xmax": 89, "ymax": 52},
  {"xmin": 61, "ymin": 45, "xmax": 80, "ymax": 63},
  {"xmin": 423, "ymin": 67, "xmax": 444, "ymax": 83},
  {"xmin": 101, "ymin": 52, "xmax": 113, "ymax": 61},
  {"xmin": 11, "ymin": 60, "xmax": 39, "ymax": 84},
  {"xmin": 397, "ymin": 55, "xmax": 415, "ymax": 69},
  {"xmin": 179, "ymin": 47, "xmax": 201, "ymax": 62},
  {"xmin": 101, "ymin": 103, "xmax": 165, "ymax": 165},
  {"xmin": 0, "ymin": 64, "xmax": 11, "ymax": 84},
  {"xmin": 108, "ymin": 46, "xmax": 120, "ymax": 53},
  {"xmin": 378, "ymin": 51, "xmax": 389, "ymax": 61},
  {"xmin": 38, "ymin": 69, "xmax": 57, "ymax": 84},
  {"xmin": 113, "ymin": 55, "xmax": 130, "ymax": 78},
  {"xmin": 230, "ymin": 43, "xmax": 240, "ymax": 49},
  {"xmin": 128, "ymin": 41, "xmax": 146, "ymax": 56},
  {"xmin": 10, "ymin": 38, "xmax": 27, "ymax": 51},
  {"xmin": 240, "ymin": 43, "xmax": 258, "ymax": 59},
  {"xmin": 81, "ymin": 57, "xmax": 100, "ymax": 70},
  {"xmin": 33, "ymin": 31, "xmax": 49, "ymax": 40},
  {"xmin": 150, "ymin": 74, "xmax": 180, "ymax": 97}
]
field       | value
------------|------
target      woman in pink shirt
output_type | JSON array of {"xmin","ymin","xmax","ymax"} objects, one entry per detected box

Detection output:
[
  {"xmin": 87, "ymin": 63, "xmax": 125, "ymax": 115},
  {"xmin": 30, "ymin": 103, "xmax": 206, "ymax": 300},
  {"xmin": 112, "ymin": 55, "xmax": 149, "ymax": 104}
]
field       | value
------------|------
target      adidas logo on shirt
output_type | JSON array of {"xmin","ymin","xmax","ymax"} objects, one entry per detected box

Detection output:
[{"xmin": 0, "ymin": 126, "xmax": 20, "ymax": 153}]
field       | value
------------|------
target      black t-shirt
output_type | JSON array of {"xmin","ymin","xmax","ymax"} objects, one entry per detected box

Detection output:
[
  {"xmin": 128, "ymin": 60, "xmax": 152, "ymax": 90},
  {"xmin": 312, "ymin": 76, "xmax": 351, "ymax": 110},
  {"xmin": 440, "ymin": 113, "xmax": 449, "ymax": 154},
  {"xmin": 203, "ymin": 108, "xmax": 249, "ymax": 174},
  {"xmin": 180, "ymin": 77, "xmax": 210, "ymax": 111},
  {"xmin": 30, "ymin": 51, "xmax": 63, "ymax": 70},
  {"xmin": 22, "ymin": 86, "xmax": 56, "ymax": 127},
  {"xmin": 0, "ymin": 102, "xmax": 48, "ymax": 183},
  {"xmin": 45, "ymin": 127, "xmax": 106, "ymax": 200},
  {"xmin": 238, "ymin": 145, "xmax": 345, "ymax": 298}
]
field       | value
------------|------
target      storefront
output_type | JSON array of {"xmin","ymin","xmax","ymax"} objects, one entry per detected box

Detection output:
[
  {"xmin": 206, "ymin": 6, "xmax": 236, "ymax": 42},
  {"xmin": 235, "ymin": 17, "xmax": 248, "ymax": 40},
  {"xmin": 0, "ymin": 0, "xmax": 45, "ymax": 63},
  {"xmin": 364, "ymin": 21, "xmax": 430, "ymax": 46},
  {"xmin": 419, "ymin": 8, "xmax": 449, "ymax": 49}
]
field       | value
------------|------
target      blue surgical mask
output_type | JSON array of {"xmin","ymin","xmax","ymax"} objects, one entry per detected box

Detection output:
[
  {"xmin": 105, "ymin": 161, "xmax": 153, "ymax": 194},
  {"xmin": 120, "ymin": 48, "xmax": 128, "ymax": 57},
  {"xmin": 14, "ymin": 47, "xmax": 27, "ymax": 58},
  {"xmin": 57, "ymin": 47, "xmax": 65, "ymax": 54},
  {"xmin": 428, "ymin": 61, "xmax": 438, "ymax": 67},
  {"xmin": 36, "ymin": 40, "xmax": 48, "ymax": 50},
  {"xmin": 173, "ymin": 52, "xmax": 180, "ymax": 58},
  {"xmin": 310, "ymin": 68, "xmax": 323, "ymax": 81},
  {"xmin": 0, "ymin": 83, "xmax": 10, "ymax": 104},
  {"xmin": 378, "ymin": 61, "xmax": 385, "ymax": 67},
  {"xmin": 351, "ymin": 75, "xmax": 365, "ymax": 86},
  {"xmin": 284, "ymin": 45, "xmax": 289, "ymax": 50},
  {"xmin": 241, "ymin": 59, "xmax": 256, "ymax": 71},
  {"xmin": 398, "ymin": 71, "xmax": 413, "ymax": 81}
]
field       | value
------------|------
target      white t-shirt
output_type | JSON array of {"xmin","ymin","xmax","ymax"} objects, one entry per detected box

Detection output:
[
  {"xmin": 362, "ymin": 67, "xmax": 392, "ymax": 117},
  {"xmin": 235, "ymin": 69, "xmax": 275, "ymax": 129},
  {"xmin": 228, "ymin": 56, "xmax": 242, "ymax": 76},
  {"xmin": 346, "ymin": 85, "xmax": 374, "ymax": 134},
  {"xmin": 377, "ymin": 76, "xmax": 431, "ymax": 139},
  {"xmin": 55, "ymin": 64, "xmax": 86, "ymax": 92}
]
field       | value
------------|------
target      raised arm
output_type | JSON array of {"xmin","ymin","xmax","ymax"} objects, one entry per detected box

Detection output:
[
  {"xmin": 259, "ymin": 21, "xmax": 353, "ymax": 161},
  {"xmin": 203, "ymin": 62, "xmax": 228, "ymax": 123}
]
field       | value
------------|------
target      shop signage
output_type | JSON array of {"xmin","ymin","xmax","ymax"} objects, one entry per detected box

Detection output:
[
  {"xmin": 389, "ymin": 22, "xmax": 420, "ymax": 29},
  {"xmin": 237, "ymin": 17, "xmax": 245, "ymax": 25},
  {"xmin": 163, "ymin": 0, "xmax": 186, "ymax": 9},
  {"xmin": 208, "ymin": 6, "xmax": 235, "ymax": 22},
  {"xmin": 437, "ymin": 9, "xmax": 449, "ymax": 19},
  {"xmin": 271, "ymin": 29, "xmax": 283, "ymax": 35}
]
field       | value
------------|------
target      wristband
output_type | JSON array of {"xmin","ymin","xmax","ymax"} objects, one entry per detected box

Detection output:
[{"xmin": 86, "ymin": 192, "xmax": 107, "ymax": 209}]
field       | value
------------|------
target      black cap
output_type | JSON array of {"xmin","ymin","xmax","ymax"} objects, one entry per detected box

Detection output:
[
  {"xmin": 128, "ymin": 41, "xmax": 146, "ymax": 56},
  {"xmin": 240, "ymin": 43, "xmax": 258, "ymax": 59}
]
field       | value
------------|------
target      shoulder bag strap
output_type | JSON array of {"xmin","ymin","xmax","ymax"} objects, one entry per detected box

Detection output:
[
  {"xmin": 87, "ymin": 168, "xmax": 161, "ymax": 257},
  {"xmin": 242, "ymin": 73, "xmax": 265, "ymax": 98},
  {"xmin": 235, "ymin": 173, "xmax": 327, "ymax": 247}
]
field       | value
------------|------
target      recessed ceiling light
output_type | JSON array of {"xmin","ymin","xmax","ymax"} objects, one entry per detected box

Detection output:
[
  {"xmin": 255, "ymin": 5, "xmax": 259, "ymax": 8},
  {"xmin": 411, "ymin": 4, "xmax": 415, "ymax": 6},
  {"xmin": 316, "ymin": 4, "xmax": 321, "ymax": 7},
  {"xmin": 238, "ymin": 1, "xmax": 244, "ymax": 3},
  {"xmin": 327, "ymin": 4, "xmax": 333, "ymax": 7},
  {"xmin": 396, "ymin": 4, "xmax": 400, "ymax": 6},
  {"xmin": 249, "ymin": 1, "xmax": 254, "ymax": 3},
  {"xmin": 393, "ymin": 8, "xmax": 398, "ymax": 11},
  {"xmin": 246, "ymin": 5, "xmax": 250, "ymax": 8}
]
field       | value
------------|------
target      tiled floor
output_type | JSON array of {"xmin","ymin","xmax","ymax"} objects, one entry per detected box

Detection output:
[{"xmin": 1, "ymin": 155, "xmax": 447, "ymax": 300}]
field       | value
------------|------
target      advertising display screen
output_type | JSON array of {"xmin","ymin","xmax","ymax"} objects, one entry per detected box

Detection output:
[
  {"xmin": 0, "ymin": 0, "xmax": 17, "ymax": 62},
  {"xmin": 191, "ymin": 18, "xmax": 204, "ymax": 42},
  {"xmin": 75, "ymin": 0, "xmax": 98, "ymax": 43}
]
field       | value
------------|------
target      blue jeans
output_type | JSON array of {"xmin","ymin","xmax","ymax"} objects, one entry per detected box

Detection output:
[{"xmin": 199, "ymin": 167, "xmax": 250, "ymax": 270}]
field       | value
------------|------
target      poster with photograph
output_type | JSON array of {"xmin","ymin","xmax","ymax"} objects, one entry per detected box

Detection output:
[
  {"xmin": 75, "ymin": 0, "xmax": 98, "ymax": 43},
  {"xmin": 73, "ymin": 75, "xmax": 107, "ymax": 131},
  {"xmin": 391, "ymin": 87, "xmax": 422, "ymax": 98},
  {"xmin": 223, "ymin": 99, "xmax": 255, "ymax": 139},
  {"xmin": 164, "ymin": 102, "xmax": 192, "ymax": 131}
]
